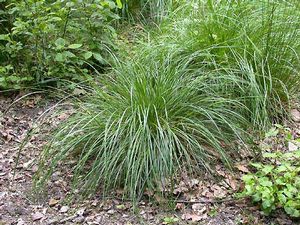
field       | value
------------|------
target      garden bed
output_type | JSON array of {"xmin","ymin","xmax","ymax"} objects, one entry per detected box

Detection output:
[{"xmin": 0, "ymin": 93, "xmax": 296, "ymax": 225}]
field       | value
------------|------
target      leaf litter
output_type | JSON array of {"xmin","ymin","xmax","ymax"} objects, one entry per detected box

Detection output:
[{"xmin": 0, "ymin": 94, "xmax": 298, "ymax": 224}]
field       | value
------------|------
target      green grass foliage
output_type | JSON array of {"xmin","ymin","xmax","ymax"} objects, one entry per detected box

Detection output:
[
  {"xmin": 36, "ymin": 58, "xmax": 247, "ymax": 200},
  {"xmin": 151, "ymin": 0, "xmax": 300, "ymax": 126},
  {"xmin": 118, "ymin": 0, "xmax": 180, "ymax": 22},
  {"xmin": 36, "ymin": 0, "xmax": 300, "ymax": 201}
]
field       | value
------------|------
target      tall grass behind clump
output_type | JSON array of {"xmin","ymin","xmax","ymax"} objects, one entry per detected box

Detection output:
[
  {"xmin": 119, "ymin": 0, "xmax": 182, "ymax": 23},
  {"xmin": 35, "ymin": 56, "xmax": 248, "ymax": 201},
  {"xmin": 148, "ymin": 0, "xmax": 300, "ymax": 127}
]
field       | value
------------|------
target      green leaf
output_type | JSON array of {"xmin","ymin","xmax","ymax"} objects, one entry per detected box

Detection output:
[
  {"xmin": 0, "ymin": 34, "xmax": 10, "ymax": 41},
  {"xmin": 262, "ymin": 152, "xmax": 278, "ymax": 158},
  {"xmin": 7, "ymin": 75, "xmax": 19, "ymax": 82},
  {"xmin": 259, "ymin": 178, "xmax": 272, "ymax": 187},
  {"xmin": 262, "ymin": 165, "xmax": 274, "ymax": 175},
  {"xmin": 251, "ymin": 163, "xmax": 263, "ymax": 169},
  {"xmin": 274, "ymin": 124, "xmax": 284, "ymax": 129},
  {"xmin": 284, "ymin": 205, "xmax": 300, "ymax": 217},
  {"xmin": 262, "ymin": 199, "xmax": 272, "ymax": 209},
  {"xmin": 242, "ymin": 174, "xmax": 254, "ymax": 183},
  {"xmin": 83, "ymin": 51, "xmax": 93, "ymax": 60},
  {"xmin": 93, "ymin": 53, "xmax": 105, "ymax": 63},
  {"xmin": 116, "ymin": 0, "xmax": 123, "ymax": 9},
  {"xmin": 295, "ymin": 138, "xmax": 300, "ymax": 143},
  {"xmin": 68, "ymin": 44, "xmax": 83, "ymax": 49},
  {"xmin": 286, "ymin": 132, "xmax": 293, "ymax": 141},
  {"xmin": 55, "ymin": 38, "xmax": 66, "ymax": 48},
  {"xmin": 163, "ymin": 217, "xmax": 179, "ymax": 224},
  {"xmin": 278, "ymin": 192, "xmax": 287, "ymax": 204},
  {"xmin": 265, "ymin": 127, "xmax": 278, "ymax": 138},
  {"xmin": 63, "ymin": 51, "xmax": 76, "ymax": 58},
  {"xmin": 66, "ymin": 2, "xmax": 75, "ymax": 7},
  {"xmin": 275, "ymin": 165, "xmax": 287, "ymax": 173},
  {"xmin": 55, "ymin": 53, "xmax": 64, "ymax": 62}
]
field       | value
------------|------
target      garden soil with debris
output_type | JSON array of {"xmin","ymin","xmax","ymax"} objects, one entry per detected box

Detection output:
[{"xmin": 0, "ymin": 94, "xmax": 298, "ymax": 225}]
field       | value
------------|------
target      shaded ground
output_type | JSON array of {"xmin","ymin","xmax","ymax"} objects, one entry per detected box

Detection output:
[{"xmin": 0, "ymin": 93, "xmax": 298, "ymax": 225}]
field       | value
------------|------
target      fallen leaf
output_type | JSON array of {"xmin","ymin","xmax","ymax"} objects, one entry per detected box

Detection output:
[
  {"xmin": 23, "ymin": 159, "xmax": 35, "ymax": 169},
  {"xmin": 32, "ymin": 212, "xmax": 44, "ymax": 221},
  {"xmin": 288, "ymin": 141, "xmax": 298, "ymax": 152},
  {"xmin": 59, "ymin": 206, "xmax": 69, "ymax": 213},
  {"xmin": 76, "ymin": 208, "xmax": 86, "ymax": 216},
  {"xmin": 49, "ymin": 198, "xmax": 59, "ymax": 207},
  {"xmin": 73, "ymin": 216, "xmax": 85, "ymax": 223},
  {"xmin": 189, "ymin": 178, "xmax": 200, "ymax": 188},
  {"xmin": 107, "ymin": 209, "xmax": 115, "ymax": 215},
  {"xmin": 192, "ymin": 203, "xmax": 206, "ymax": 213},
  {"xmin": 215, "ymin": 165, "xmax": 226, "ymax": 177},
  {"xmin": 226, "ymin": 175, "xmax": 238, "ymax": 191},
  {"xmin": 58, "ymin": 112, "xmax": 70, "ymax": 120},
  {"xmin": 201, "ymin": 188, "xmax": 214, "ymax": 198},
  {"xmin": 173, "ymin": 181, "xmax": 189, "ymax": 195},
  {"xmin": 235, "ymin": 164, "xmax": 250, "ymax": 173},
  {"xmin": 291, "ymin": 109, "xmax": 300, "ymax": 122},
  {"xmin": 16, "ymin": 218, "xmax": 25, "ymax": 225},
  {"xmin": 211, "ymin": 184, "xmax": 227, "ymax": 198},
  {"xmin": 182, "ymin": 213, "xmax": 205, "ymax": 222},
  {"xmin": 175, "ymin": 203, "xmax": 185, "ymax": 210}
]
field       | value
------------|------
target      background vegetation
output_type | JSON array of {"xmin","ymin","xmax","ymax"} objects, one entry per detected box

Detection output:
[
  {"xmin": 1, "ymin": 0, "xmax": 299, "ymax": 217},
  {"xmin": 0, "ymin": 0, "xmax": 119, "ymax": 89}
]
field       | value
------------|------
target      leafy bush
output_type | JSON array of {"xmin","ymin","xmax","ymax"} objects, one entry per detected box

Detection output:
[
  {"xmin": 36, "ymin": 58, "xmax": 248, "ymax": 201},
  {"xmin": 148, "ymin": 0, "xmax": 300, "ymax": 127},
  {"xmin": 0, "ymin": 0, "xmax": 119, "ymax": 89},
  {"xmin": 241, "ymin": 149, "xmax": 300, "ymax": 217}
]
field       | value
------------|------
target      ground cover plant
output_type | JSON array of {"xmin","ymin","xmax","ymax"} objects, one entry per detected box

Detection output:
[
  {"xmin": 242, "ymin": 150, "xmax": 300, "ymax": 217},
  {"xmin": 34, "ymin": 0, "xmax": 300, "ymax": 207},
  {"xmin": 0, "ymin": 0, "xmax": 119, "ymax": 89},
  {"xmin": 240, "ymin": 125, "xmax": 300, "ymax": 217}
]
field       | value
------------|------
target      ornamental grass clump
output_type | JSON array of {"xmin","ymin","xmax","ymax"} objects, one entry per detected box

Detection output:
[{"xmin": 36, "ymin": 59, "xmax": 247, "ymax": 200}]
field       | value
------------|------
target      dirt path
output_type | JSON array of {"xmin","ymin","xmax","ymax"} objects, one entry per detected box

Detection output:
[{"xmin": 0, "ymin": 94, "xmax": 296, "ymax": 225}]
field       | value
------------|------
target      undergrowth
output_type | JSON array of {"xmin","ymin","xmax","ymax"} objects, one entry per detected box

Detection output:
[
  {"xmin": 240, "ymin": 126, "xmax": 300, "ymax": 217},
  {"xmin": 0, "ymin": 0, "xmax": 119, "ymax": 89},
  {"xmin": 34, "ymin": 0, "xmax": 300, "ymax": 202}
]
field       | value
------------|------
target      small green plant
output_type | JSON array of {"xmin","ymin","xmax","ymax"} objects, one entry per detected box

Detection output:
[
  {"xmin": 163, "ymin": 216, "xmax": 179, "ymax": 224},
  {"xmin": 240, "ymin": 148, "xmax": 300, "ymax": 217}
]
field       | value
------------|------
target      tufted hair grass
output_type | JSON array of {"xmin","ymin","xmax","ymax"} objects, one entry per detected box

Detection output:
[{"xmin": 35, "ymin": 57, "xmax": 248, "ymax": 201}]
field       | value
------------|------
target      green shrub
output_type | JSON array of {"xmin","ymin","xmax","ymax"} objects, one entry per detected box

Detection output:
[
  {"xmin": 147, "ymin": 0, "xmax": 300, "ymax": 127},
  {"xmin": 241, "ymin": 149, "xmax": 300, "ymax": 217},
  {"xmin": 0, "ymin": 0, "xmax": 119, "ymax": 89},
  {"xmin": 35, "ymin": 58, "xmax": 248, "ymax": 201}
]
